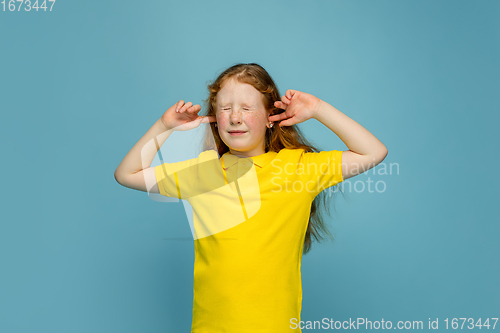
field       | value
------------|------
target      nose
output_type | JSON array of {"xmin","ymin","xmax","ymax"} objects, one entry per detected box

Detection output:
[{"xmin": 230, "ymin": 110, "xmax": 242, "ymax": 125}]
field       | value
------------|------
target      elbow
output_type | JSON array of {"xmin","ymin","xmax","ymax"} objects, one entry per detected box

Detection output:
[
  {"xmin": 114, "ymin": 169, "xmax": 124, "ymax": 185},
  {"xmin": 377, "ymin": 146, "xmax": 388, "ymax": 164},
  {"xmin": 381, "ymin": 146, "xmax": 388, "ymax": 159},
  {"xmin": 371, "ymin": 146, "xmax": 388, "ymax": 166}
]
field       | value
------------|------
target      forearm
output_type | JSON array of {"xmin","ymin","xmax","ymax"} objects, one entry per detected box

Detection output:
[
  {"xmin": 114, "ymin": 117, "xmax": 172, "ymax": 180},
  {"xmin": 313, "ymin": 100, "xmax": 387, "ymax": 156}
]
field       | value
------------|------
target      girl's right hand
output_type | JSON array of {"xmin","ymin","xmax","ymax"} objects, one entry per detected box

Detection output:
[{"xmin": 160, "ymin": 100, "xmax": 216, "ymax": 131}]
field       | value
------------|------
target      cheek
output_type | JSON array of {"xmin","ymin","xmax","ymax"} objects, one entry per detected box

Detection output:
[
  {"xmin": 216, "ymin": 114, "xmax": 229, "ymax": 127},
  {"xmin": 243, "ymin": 113, "xmax": 266, "ymax": 129}
]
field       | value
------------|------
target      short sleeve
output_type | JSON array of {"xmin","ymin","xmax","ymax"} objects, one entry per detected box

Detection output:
[
  {"xmin": 154, "ymin": 150, "xmax": 220, "ymax": 199},
  {"xmin": 301, "ymin": 149, "xmax": 344, "ymax": 198},
  {"xmin": 155, "ymin": 162, "xmax": 184, "ymax": 199}
]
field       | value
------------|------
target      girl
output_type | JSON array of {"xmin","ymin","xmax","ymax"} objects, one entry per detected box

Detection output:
[{"xmin": 114, "ymin": 63, "xmax": 387, "ymax": 332}]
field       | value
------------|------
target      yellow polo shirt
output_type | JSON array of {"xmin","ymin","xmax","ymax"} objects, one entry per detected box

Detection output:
[{"xmin": 155, "ymin": 148, "xmax": 343, "ymax": 333}]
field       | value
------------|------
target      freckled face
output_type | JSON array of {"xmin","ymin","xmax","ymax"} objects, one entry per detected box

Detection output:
[{"xmin": 215, "ymin": 78, "xmax": 269, "ymax": 157}]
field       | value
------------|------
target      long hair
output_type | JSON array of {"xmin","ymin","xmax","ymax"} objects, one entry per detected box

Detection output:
[{"xmin": 199, "ymin": 63, "xmax": 344, "ymax": 254}]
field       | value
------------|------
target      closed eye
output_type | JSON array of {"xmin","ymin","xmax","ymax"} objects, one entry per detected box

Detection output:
[{"xmin": 221, "ymin": 107, "xmax": 250, "ymax": 111}]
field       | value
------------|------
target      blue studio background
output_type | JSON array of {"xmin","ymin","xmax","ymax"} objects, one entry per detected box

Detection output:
[{"xmin": 1, "ymin": 0, "xmax": 499, "ymax": 332}]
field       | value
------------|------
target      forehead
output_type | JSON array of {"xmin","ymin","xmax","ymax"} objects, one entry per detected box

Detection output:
[{"xmin": 216, "ymin": 79, "xmax": 264, "ymax": 105}]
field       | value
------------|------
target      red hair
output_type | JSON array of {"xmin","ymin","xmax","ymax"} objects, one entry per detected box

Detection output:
[{"xmin": 200, "ymin": 63, "xmax": 344, "ymax": 254}]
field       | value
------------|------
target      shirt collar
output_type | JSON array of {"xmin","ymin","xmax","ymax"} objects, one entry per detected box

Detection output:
[{"xmin": 221, "ymin": 151, "xmax": 277, "ymax": 170}]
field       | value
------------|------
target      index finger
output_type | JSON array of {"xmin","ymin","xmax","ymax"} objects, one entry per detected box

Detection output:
[
  {"xmin": 200, "ymin": 115, "xmax": 217, "ymax": 123},
  {"xmin": 269, "ymin": 113, "xmax": 289, "ymax": 122}
]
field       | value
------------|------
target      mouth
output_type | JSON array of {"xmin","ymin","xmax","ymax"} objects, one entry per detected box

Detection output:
[{"xmin": 228, "ymin": 130, "xmax": 247, "ymax": 136}]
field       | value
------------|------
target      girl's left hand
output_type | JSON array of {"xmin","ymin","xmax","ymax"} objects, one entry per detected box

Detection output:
[{"xmin": 270, "ymin": 90, "xmax": 322, "ymax": 127}]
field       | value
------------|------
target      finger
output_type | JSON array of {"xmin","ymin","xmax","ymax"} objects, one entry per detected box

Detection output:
[
  {"xmin": 274, "ymin": 101, "xmax": 287, "ymax": 110},
  {"xmin": 179, "ymin": 101, "xmax": 193, "ymax": 113},
  {"xmin": 200, "ymin": 115, "xmax": 217, "ymax": 124},
  {"xmin": 281, "ymin": 95, "xmax": 291, "ymax": 105},
  {"xmin": 286, "ymin": 90, "xmax": 298, "ymax": 101},
  {"xmin": 187, "ymin": 104, "xmax": 201, "ymax": 114},
  {"xmin": 278, "ymin": 116, "xmax": 297, "ymax": 127},
  {"xmin": 200, "ymin": 116, "xmax": 217, "ymax": 124},
  {"xmin": 268, "ymin": 112, "xmax": 289, "ymax": 122},
  {"xmin": 176, "ymin": 100, "xmax": 185, "ymax": 112},
  {"xmin": 181, "ymin": 101, "xmax": 193, "ymax": 113},
  {"xmin": 197, "ymin": 115, "xmax": 216, "ymax": 125}
]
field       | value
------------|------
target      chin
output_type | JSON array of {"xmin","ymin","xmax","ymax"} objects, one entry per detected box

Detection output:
[
  {"xmin": 227, "ymin": 144, "xmax": 251, "ymax": 151},
  {"xmin": 222, "ymin": 140, "xmax": 250, "ymax": 151}
]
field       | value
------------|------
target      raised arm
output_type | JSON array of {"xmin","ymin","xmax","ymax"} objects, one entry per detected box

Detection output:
[
  {"xmin": 270, "ymin": 90, "xmax": 388, "ymax": 180},
  {"xmin": 312, "ymin": 99, "xmax": 388, "ymax": 180},
  {"xmin": 114, "ymin": 100, "xmax": 215, "ymax": 192}
]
